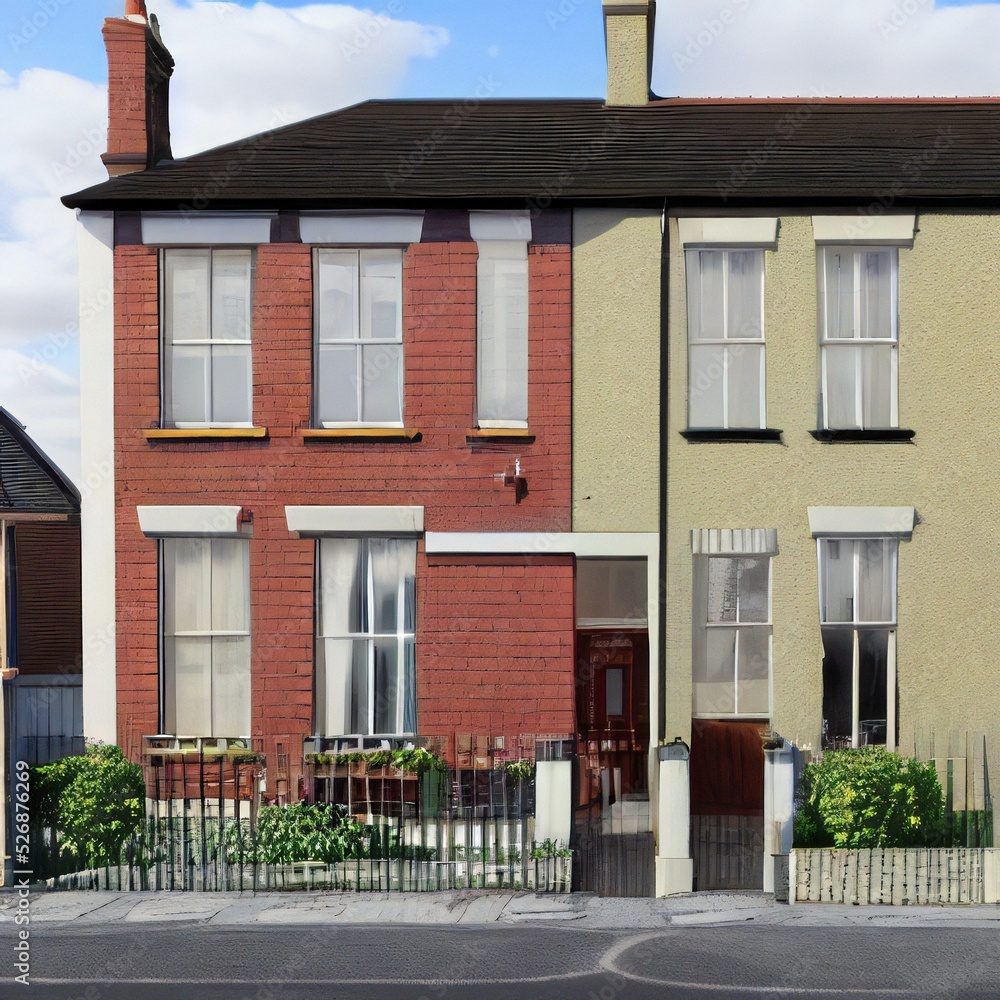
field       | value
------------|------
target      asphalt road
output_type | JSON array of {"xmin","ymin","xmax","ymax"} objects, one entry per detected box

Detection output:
[{"xmin": 2, "ymin": 923, "xmax": 998, "ymax": 1000}]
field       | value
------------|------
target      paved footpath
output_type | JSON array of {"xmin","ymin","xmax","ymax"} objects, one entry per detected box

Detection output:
[{"xmin": 0, "ymin": 888, "xmax": 998, "ymax": 929}]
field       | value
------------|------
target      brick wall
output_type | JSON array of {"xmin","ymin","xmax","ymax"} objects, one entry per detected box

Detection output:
[
  {"xmin": 112, "ymin": 228, "xmax": 574, "ymax": 783},
  {"xmin": 420, "ymin": 554, "xmax": 576, "ymax": 740}
]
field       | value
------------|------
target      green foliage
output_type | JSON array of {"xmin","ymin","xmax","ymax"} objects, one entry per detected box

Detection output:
[
  {"xmin": 501, "ymin": 759, "xmax": 535, "ymax": 784},
  {"xmin": 307, "ymin": 747, "xmax": 447, "ymax": 774},
  {"xmin": 530, "ymin": 838, "xmax": 573, "ymax": 859},
  {"xmin": 226, "ymin": 802, "xmax": 369, "ymax": 865},
  {"xmin": 31, "ymin": 743, "xmax": 145, "ymax": 868},
  {"xmin": 794, "ymin": 747, "xmax": 945, "ymax": 849}
]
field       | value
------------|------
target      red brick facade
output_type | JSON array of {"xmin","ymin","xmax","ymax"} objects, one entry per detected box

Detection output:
[{"xmin": 112, "ymin": 226, "xmax": 575, "ymax": 790}]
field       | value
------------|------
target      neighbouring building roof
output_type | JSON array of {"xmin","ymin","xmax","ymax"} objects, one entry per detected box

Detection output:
[
  {"xmin": 62, "ymin": 97, "xmax": 1000, "ymax": 211},
  {"xmin": 0, "ymin": 409, "xmax": 80, "ymax": 515}
]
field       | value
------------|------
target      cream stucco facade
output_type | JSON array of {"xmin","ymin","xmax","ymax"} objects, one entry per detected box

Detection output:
[
  {"xmin": 666, "ymin": 212, "xmax": 1000, "ymax": 787},
  {"xmin": 572, "ymin": 209, "xmax": 661, "ymax": 533}
]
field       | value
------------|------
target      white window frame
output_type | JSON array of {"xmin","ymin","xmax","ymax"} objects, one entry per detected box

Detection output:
[
  {"xmin": 817, "ymin": 536, "xmax": 898, "ymax": 750},
  {"xmin": 475, "ymin": 239, "xmax": 529, "ymax": 429},
  {"xmin": 160, "ymin": 536, "xmax": 251, "ymax": 739},
  {"xmin": 160, "ymin": 247, "xmax": 254, "ymax": 429},
  {"xmin": 818, "ymin": 245, "xmax": 899, "ymax": 430},
  {"xmin": 312, "ymin": 247, "xmax": 405, "ymax": 428},
  {"xmin": 692, "ymin": 553, "xmax": 773, "ymax": 719},
  {"xmin": 315, "ymin": 537, "xmax": 416, "ymax": 738},
  {"xmin": 685, "ymin": 248, "xmax": 766, "ymax": 430}
]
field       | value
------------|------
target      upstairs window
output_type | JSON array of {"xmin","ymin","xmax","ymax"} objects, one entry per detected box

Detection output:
[
  {"xmin": 313, "ymin": 249, "xmax": 404, "ymax": 426},
  {"xmin": 686, "ymin": 248, "xmax": 766, "ymax": 429},
  {"xmin": 162, "ymin": 249, "xmax": 253, "ymax": 427},
  {"xmin": 819, "ymin": 246, "xmax": 898, "ymax": 430},
  {"xmin": 476, "ymin": 241, "xmax": 529, "ymax": 427}
]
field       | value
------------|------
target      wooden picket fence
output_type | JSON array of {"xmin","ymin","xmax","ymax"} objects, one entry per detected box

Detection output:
[{"xmin": 791, "ymin": 848, "xmax": 1000, "ymax": 904}]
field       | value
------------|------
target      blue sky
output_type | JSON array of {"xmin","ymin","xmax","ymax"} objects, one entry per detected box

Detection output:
[
  {"xmin": 3, "ymin": 0, "xmax": 1000, "ymax": 483},
  {"xmin": 1, "ymin": 2, "xmax": 608, "ymax": 97}
]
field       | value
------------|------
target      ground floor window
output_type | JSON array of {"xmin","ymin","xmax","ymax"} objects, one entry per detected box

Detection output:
[
  {"xmin": 818, "ymin": 537, "xmax": 897, "ymax": 749},
  {"xmin": 315, "ymin": 536, "xmax": 416, "ymax": 736},
  {"xmin": 692, "ymin": 554, "xmax": 772, "ymax": 718},
  {"xmin": 162, "ymin": 536, "xmax": 251, "ymax": 738}
]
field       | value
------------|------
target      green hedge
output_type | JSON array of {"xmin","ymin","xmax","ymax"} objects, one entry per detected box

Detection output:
[{"xmin": 794, "ymin": 747, "xmax": 945, "ymax": 849}]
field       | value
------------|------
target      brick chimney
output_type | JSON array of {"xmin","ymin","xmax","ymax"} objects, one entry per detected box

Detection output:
[
  {"xmin": 102, "ymin": 1, "xmax": 174, "ymax": 176},
  {"xmin": 602, "ymin": 0, "xmax": 655, "ymax": 106}
]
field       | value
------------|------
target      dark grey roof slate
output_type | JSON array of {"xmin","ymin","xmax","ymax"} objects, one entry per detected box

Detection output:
[
  {"xmin": 0, "ymin": 410, "xmax": 79, "ymax": 514},
  {"xmin": 62, "ymin": 97, "xmax": 1000, "ymax": 210}
]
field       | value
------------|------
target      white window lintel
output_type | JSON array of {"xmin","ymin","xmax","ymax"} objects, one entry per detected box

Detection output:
[
  {"xmin": 142, "ymin": 212, "xmax": 274, "ymax": 246},
  {"xmin": 285, "ymin": 505, "xmax": 424, "ymax": 537},
  {"xmin": 469, "ymin": 210, "xmax": 532, "ymax": 243},
  {"xmin": 678, "ymin": 217, "xmax": 779, "ymax": 248},
  {"xmin": 137, "ymin": 505, "xmax": 244, "ymax": 538},
  {"xmin": 807, "ymin": 506, "xmax": 915, "ymax": 539},
  {"xmin": 812, "ymin": 214, "xmax": 916, "ymax": 246},
  {"xmin": 300, "ymin": 212, "xmax": 425, "ymax": 245}
]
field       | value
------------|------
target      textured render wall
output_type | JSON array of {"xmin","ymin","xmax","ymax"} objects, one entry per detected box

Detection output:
[
  {"xmin": 572, "ymin": 209, "xmax": 660, "ymax": 532},
  {"xmin": 604, "ymin": 14, "xmax": 650, "ymax": 106},
  {"xmin": 666, "ymin": 214, "xmax": 1000, "ymax": 764},
  {"xmin": 113, "ymin": 236, "xmax": 573, "ymax": 778}
]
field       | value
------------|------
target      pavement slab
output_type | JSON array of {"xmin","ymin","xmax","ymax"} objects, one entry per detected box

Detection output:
[{"xmin": 2, "ymin": 887, "xmax": 1000, "ymax": 930}]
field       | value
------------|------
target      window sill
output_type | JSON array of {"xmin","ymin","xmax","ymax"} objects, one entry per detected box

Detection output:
[
  {"xmin": 810, "ymin": 429, "xmax": 915, "ymax": 443},
  {"xmin": 302, "ymin": 427, "xmax": 422, "ymax": 442},
  {"xmin": 681, "ymin": 428, "xmax": 783, "ymax": 443},
  {"xmin": 466, "ymin": 428, "xmax": 536, "ymax": 443},
  {"xmin": 143, "ymin": 427, "xmax": 268, "ymax": 441}
]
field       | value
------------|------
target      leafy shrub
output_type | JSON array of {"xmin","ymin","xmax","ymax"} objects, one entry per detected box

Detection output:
[
  {"xmin": 226, "ymin": 802, "xmax": 369, "ymax": 865},
  {"xmin": 307, "ymin": 747, "xmax": 447, "ymax": 773},
  {"xmin": 31, "ymin": 743, "xmax": 145, "ymax": 868},
  {"xmin": 794, "ymin": 747, "xmax": 945, "ymax": 849}
]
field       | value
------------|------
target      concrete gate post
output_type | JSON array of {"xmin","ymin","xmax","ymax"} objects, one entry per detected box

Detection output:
[
  {"xmin": 656, "ymin": 738, "xmax": 693, "ymax": 896},
  {"xmin": 763, "ymin": 744, "xmax": 796, "ymax": 897}
]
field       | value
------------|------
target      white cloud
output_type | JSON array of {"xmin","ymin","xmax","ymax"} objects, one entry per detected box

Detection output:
[
  {"xmin": 655, "ymin": 0, "xmax": 1000, "ymax": 97},
  {"xmin": 0, "ymin": 347, "xmax": 81, "ymax": 485},
  {"xmin": 0, "ymin": 2, "xmax": 448, "ymax": 485},
  {"xmin": 158, "ymin": 0, "xmax": 448, "ymax": 154}
]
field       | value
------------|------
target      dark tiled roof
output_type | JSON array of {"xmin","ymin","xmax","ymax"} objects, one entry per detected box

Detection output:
[
  {"xmin": 0, "ymin": 409, "xmax": 79, "ymax": 514},
  {"xmin": 63, "ymin": 97, "xmax": 1000, "ymax": 210}
]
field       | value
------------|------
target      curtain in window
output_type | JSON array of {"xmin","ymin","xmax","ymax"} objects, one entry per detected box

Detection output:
[
  {"xmin": 821, "ymin": 247, "xmax": 896, "ymax": 430},
  {"xmin": 163, "ymin": 537, "xmax": 250, "ymax": 738},
  {"xmin": 820, "ymin": 538, "xmax": 896, "ymax": 625},
  {"xmin": 476, "ymin": 240, "xmax": 529, "ymax": 425},
  {"xmin": 163, "ymin": 249, "xmax": 252, "ymax": 426},
  {"xmin": 687, "ymin": 249, "xmax": 764, "ymax": 429},
  {"xmin": 316, "ymin": 537, "xmax": 416, "ymax": 736},
  {"xmin": 314, "ymin": 249, "xmax": 403, "ymax": 426}
]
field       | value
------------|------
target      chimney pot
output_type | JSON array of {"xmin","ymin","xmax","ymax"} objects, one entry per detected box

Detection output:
[{"xmin": 125, "ymin": 0, "xmax": 147, "ymax": 19}]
